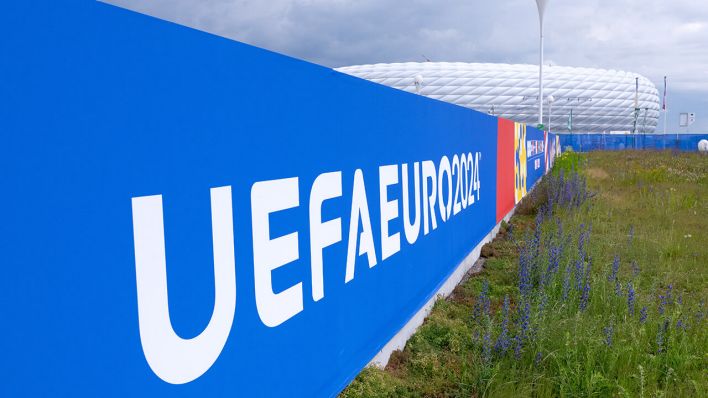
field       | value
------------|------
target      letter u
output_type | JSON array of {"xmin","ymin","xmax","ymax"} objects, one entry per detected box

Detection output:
[
  {"xmin": 401, "ymin": 163, "xmax": 421, "ymax": 244},
  {"xmin": 131, "ymin": 186, "xmax": 236, "ymax": 384}
]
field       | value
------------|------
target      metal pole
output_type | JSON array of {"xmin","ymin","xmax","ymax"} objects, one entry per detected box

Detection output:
[
  {"xmin": 536, "ymin": 1, "xmax": 549, "ymax": 128},
  {"xmin": 633, "ymin": 77, "xmax": 639, "ymax": 134},
  {"xmin": 539, "ymin": 23, "xmax": 544, "ymax": 127},
  {"xmin": 642, "ymin": 108, "xmax": 648, "ymax": 134},
  {"xmin": 663, "ymin": 76, "xmax": 668, "ymax": 135}
]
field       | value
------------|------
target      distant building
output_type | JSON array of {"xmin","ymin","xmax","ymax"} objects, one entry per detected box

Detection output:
[{"xmin": 337, "ymin": 63, "xmax": 660, "ymax": 133}]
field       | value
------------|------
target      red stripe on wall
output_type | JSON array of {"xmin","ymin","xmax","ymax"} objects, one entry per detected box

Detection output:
[{"xmin": 496, "ymin": 118, "xmax": 515, "ymax": 223}]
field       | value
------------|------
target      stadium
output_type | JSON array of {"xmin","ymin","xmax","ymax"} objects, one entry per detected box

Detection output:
[{"xmin": 337, "ymin": 62, "xmax": 661, "ymax": 133}]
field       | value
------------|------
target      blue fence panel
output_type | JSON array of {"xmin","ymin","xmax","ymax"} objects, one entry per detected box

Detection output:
[
  {"xmin": 1, "ymin": 2, "xmax": 500, "ymax": 396},
  {"xmin": 559, "ymin": 134, "xmax": 708, "ymax": 152}
]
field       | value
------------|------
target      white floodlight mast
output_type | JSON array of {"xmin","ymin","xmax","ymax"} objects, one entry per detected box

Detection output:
[{"xmin": 536, "ymin": 0, "xmax": 549, "ymax": 128}]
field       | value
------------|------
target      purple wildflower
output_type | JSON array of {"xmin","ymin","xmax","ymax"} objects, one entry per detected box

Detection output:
[
  {"xmin": 532, "ymin": 213, "xmax": 543, "ymax": 259},
  {"xmin": 563, "ymin": 177, "xmax": 572, "ymax": 205},
  {"xmin": 543, "ymin": 225, "xmax": 553, "ymax": 256},
  {"xmin": 627, "ymin": 282, "xmax": 635, "ymax": 316},
  {"xmin": 696, "ymin": 300, "xmax": 705, "ymax": 322},
  {"xmin": 552, "ymin": 245, "xmax": 561, "ymax": 274},
  {"xmin": 545, "ymin": 192, "xmax": 555, "ymax": 219},
  {"xmin": 577, "ymin": 224, "xmax": 587, "ymax": 262},
  {"xmin": 473, "ymin": 280, "xmax": 490, "ymax": 322},
  {"xmin": 562, "ymin": 229, "xmax": 573, "ymax": 255},
  {"xmin": 639, "ymin": 307, "xmax": 648, "ymax": 324},
  {"xmin": 514, "ymin": 335, "xmax": 523, "ymax": 359},
  {"xmin": 656, "ymin": 320, "xmax": 669, "ymax": 353},
  {"xmin": 518, "ymin": 301, "xmax": 531, "ymax": 340},
  {"xmin": 534, "ymin": 351, "xmax": 543, "ymax": 366},
  {"xmin": 580, "ymin": 280, "xmax": 591, "ymax": 311},
  {"xmin": 658, "ymin": 295, "xmax": 666, "ymax": 315},
  {"xmin": 608, "ymin": 255, "xmax": 620, "ymax": 282},
  {"xmin": 482, "ymin": 280, "xmax": 490, "ymax": 316},
  {"xmin": 562, "ymin": 264, "xmax": 572, "ymax": 301},
  {"xmin": 569, "ymin": 174, "xmax": 579, "ymax": 206},
  {"xmin": 494, "ymin": 296, "xmax": 511, "ymax": 355},
  {"xmin": 603, "ymin": 324, "xmax": 614, "ymax": 346},
  {"xmin": 544, "ymin": 244, "xmax": 561, "ymax": 286},
  {"xmin": 579, "ymin": 258, "xmax": 592, "ymax": 311},
  {"xmin": 518, "ymin": 249, "xmax": 532, "ymax": 298},
  {"xmin": 575, "ymin": 258, "xmax": 585, "ymax": 292},
  {"xmin": 483, "ymin": 331, "xmax": 492, "ymax": 363},
  {"xmin": 540, "ymin": 291, "xmax": 548, "ymax": 313},
  {"xmin": 615, "ymin": 279, "xmax": 623, "ymax": 297},
  {"xmin": 506, "ymin": 223, "xmax": 515, "ymax": 241}
]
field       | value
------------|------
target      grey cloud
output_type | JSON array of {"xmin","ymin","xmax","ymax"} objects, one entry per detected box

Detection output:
[{"xmin": 104, "ymin": 0, "xmax": 708, "ymax": 131}]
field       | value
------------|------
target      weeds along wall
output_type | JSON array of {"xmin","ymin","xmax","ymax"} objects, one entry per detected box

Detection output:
[{"xmin": 0, "ymin": 2, "xmax": 559, "ymax": 396}]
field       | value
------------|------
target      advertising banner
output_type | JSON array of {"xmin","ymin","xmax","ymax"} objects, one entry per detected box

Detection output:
[
  {"xmin": 496, "ymin": 119, "xmax": 516, "ymax": 222},
  {"xmin": 514, "ymin": 122, "xmax": 528, "ymax": 203},
  {"xmin": 525, "ymin": 126, "xmax": 547, "ymax": 189},
  {"xmin": 0, "ymin": 2, "xmax": 563, "ymax": 396},
  {"xmin": 0, "ymin": 2, "xmax": 511, "ymax": 396}
]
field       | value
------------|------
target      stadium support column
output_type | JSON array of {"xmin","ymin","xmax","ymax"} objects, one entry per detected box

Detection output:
[{"xmin": 536, "ymin": 0, "xmax": 549, "ymax": 129}]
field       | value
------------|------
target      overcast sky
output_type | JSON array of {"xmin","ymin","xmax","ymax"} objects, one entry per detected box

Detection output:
[{"xmin": 106, "ymin": 0, "xmax": 708, "ymax": 132}]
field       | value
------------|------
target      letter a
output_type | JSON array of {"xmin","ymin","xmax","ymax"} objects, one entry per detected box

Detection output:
[{"xmin": 345, "ymin": 169, "xmax": 378, "ymax": 283}]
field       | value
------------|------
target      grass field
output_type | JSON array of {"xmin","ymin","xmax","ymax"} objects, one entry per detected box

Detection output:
[{"xmin": 341, "ymin": 151, "xmax": 708, "ymax": 397}]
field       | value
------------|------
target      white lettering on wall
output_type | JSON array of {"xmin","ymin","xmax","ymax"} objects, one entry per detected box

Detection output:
[
  {"xmin": 421, "ymin": 160, "xmax": 438, "ymax": 235},
  {"xmin": 132, "ymin": 186, "xmax": 236, "ymax": 385},
  {"xmin": 252, "ymin": 178, "xmax": 303, "ymax": 327},
  {"xmin": 379, "ymin": 165, "xmax": 400, "ymax": 261},
  {"xmin": 345, "ymin": 169, "xmax": 377, "ymax": 283},
  {"xmin": 474, "ymin": 152, "xmax": 482, "ymax": 202},
  {"xmin": 401, "ymin": 162, "xmax": 421, "ymax": 245},
  {"xmin": 467, "ymin": 152, "xmax": 476, "ymax": 205},
  {"xmin": 132, "ymin": 150, "xmax": 484, "ymax": 384},
  {"xmin": 310, "ymin": 172, "xmax": 343, "ymax": 302},
  {"xmin": 452, "ymin": 155, "xmax": 462, "ymax": 215},
  {"xmin": 437, "ymin": 156, "xmax": 452, "ymax": 222}
]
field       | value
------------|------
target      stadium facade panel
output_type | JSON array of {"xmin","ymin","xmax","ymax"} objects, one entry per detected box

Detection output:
[{"xmin": 337, "ymin": 63, "xmax": 660, "ymax": 133}]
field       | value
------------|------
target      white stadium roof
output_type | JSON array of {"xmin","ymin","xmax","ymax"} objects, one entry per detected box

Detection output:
[{"xmin": 336, "ymin": 62, "xmax": 660, "ymax": 133}]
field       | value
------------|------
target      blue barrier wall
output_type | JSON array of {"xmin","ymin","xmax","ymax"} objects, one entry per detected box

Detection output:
[
  {"xmin": 559, "ymin": 134, "xmax": 708, "ymax": 152},
  {"xmin": 0, "ymin": 2, "xmax": 515, "ymax": 396}
]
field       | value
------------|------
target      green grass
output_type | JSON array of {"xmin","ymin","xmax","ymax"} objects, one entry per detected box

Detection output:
[{"xmin": 341, "ymin": 151, "xmax": 708, "ymax": 398}]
